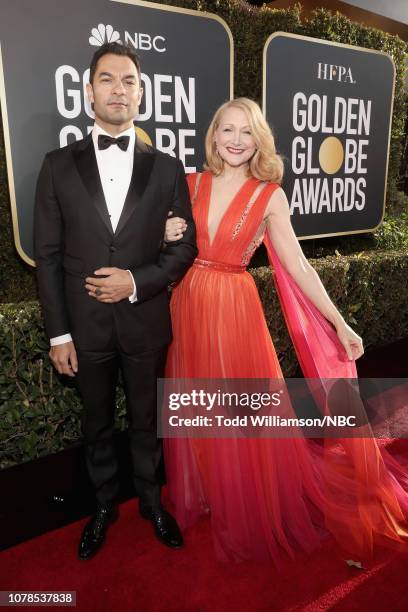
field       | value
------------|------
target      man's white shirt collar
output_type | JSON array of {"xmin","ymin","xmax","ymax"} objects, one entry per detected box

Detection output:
[{"xmin": 92, "ymin": 122, "xmax": 136, "ymax": 151}]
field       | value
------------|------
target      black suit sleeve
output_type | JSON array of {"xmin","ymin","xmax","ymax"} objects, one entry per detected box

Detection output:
[
  {"xmin": 130, "ymin": 159, "xmax": 198, "ymax": 302},
  {"xmin": 34, "ymin": 154, "xmax": 70, "ymax": 339}
]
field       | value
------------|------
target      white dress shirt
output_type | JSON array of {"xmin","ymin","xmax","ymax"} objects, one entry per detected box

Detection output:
[{"xmin": 50, "ymin": 122, "xmax": 137, "ymax": 347}]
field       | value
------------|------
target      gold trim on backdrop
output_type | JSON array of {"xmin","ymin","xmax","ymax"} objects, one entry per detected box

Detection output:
[
  {"xmin": 0, "ymin": 0, "xmax": 234, "ymax": 267},
  {"xmin": 113, "ymin": 0, "xmax": 234, "ymax": 100},
  {"xmin": 0, "ymin": 43, "xmax": 34, "ymax": 266},
  {"xmin": 262, "ymin": 31, "xmax": 395, "ymax": 241}
]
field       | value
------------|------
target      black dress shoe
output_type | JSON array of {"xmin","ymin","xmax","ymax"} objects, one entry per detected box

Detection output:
[
  {"xmin": 140, "ymin": 504, "xmax": 184, "ymax": 548},
  {"xmin": 78, "ymin": 503, "xmax": 118, "ymax": 560}
]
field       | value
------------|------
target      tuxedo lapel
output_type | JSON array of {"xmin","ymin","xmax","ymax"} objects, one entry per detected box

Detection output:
[
  {"xmin": 73, "ymin": 134, "xmax": 113, "ymax": 236},
  {"xmin": 114, "ymin": 139, "xmax": 156, "ymax": 238}
]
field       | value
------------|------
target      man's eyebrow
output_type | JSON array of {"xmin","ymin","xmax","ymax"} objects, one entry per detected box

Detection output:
[{"xmin": 97, "ymin": 72, "xmax": 137, "ymax": 79}]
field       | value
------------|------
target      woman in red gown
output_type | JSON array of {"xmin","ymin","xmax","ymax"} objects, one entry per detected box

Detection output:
[{"xmin": 163, "ymin": 98, "xmax": 408, "ymax": 565}]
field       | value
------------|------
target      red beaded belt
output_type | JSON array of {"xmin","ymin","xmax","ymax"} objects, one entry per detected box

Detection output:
[{"xmin": 193, "ymin": 258, "xmax": 246, "ymax": 274}]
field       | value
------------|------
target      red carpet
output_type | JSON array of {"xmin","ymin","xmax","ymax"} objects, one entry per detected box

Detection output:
[{"xmin": 1, "ymin": 466, "xmax": 408, "ymax": 612}]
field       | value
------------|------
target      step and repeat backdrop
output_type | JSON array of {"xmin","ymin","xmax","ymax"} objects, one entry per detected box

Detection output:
[
  {"xmin": 263, "ymin": 32, "xmax": 395, "ymax": 239},
  {"xmin": 0, "ymin": 0, "xmax": 232, "ymax": 264},
  {"xmin": 1, "ymin": 4, "xmax": 396, "ymax": 260}
]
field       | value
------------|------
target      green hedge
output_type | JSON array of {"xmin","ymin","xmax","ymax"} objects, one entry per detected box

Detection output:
[
  {"xmin": 0, "ymin": 301, "xmax": 127, "ymax": 470},
  {"xmin": 1, "ymin": 247, "xmax": 407, "ymax": 469},
  {"xmin": 0, "ymin": 1, "xmax": 407, "ymax": 302}
]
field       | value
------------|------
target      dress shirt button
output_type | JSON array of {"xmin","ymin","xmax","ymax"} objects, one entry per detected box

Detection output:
[{"xmin": 109, "ymin": 246, "xmax": 117, "ymax": 253}]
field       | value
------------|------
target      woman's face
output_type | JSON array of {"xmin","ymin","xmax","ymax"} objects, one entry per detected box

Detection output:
[{"xmin": 214, "ymin": 106, "xmax": 257, "ymax": 169}]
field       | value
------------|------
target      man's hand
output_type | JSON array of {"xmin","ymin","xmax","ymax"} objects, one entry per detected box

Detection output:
[
  {"xmin": 50, "ymin": 341, "xmax": 78, "ymax": 377},
  {"xmin": 85, "ymin": 267, "xmax": 134, "ymax": 303}
]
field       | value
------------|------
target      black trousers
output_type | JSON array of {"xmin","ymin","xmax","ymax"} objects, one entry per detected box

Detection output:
[{"xmin": 75, "ymin": 345, "xmax": 168, "ymax": 508}]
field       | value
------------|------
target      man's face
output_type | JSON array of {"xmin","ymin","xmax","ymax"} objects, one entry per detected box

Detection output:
[{"xmin": 86, "ymin": 53, "xmax": 143, "ymax": 130}]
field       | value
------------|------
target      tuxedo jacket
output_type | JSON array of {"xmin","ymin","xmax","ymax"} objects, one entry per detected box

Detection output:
[{"xmin": 34, "ymin": 133, "xmax": 197, "ymax": 353}]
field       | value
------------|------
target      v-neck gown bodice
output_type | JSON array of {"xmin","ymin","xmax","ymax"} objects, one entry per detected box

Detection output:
[
  {"xmin": 164, "ymin": 171, "xmax": 408, "ymax": 565},
  {"xmin": 167, "ymin": 171, "xmax": 282, "ymax": 380}
]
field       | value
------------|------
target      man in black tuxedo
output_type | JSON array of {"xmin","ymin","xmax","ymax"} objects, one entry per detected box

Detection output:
[{"xmin": 34, "ymin": 42, "xmax": 197, "ymax": 560}]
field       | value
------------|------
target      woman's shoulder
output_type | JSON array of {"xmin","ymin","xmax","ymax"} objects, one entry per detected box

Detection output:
[
  {"xmin": 186, "ymin": 170, "xmax": 207, "ymax": 181},
  {"xmin": 186, "ymin": 171, "xmax": 207, "ymax": 196},
  {"xmin": 262, "ymin": 183, "xmax": 287, "ymax": 217},
  {"xmin": 259, "ymin": 180, "xmax": 282, "ymax": 196},
  {"xmin": 186, "ymin": 171, "xmax": 201, "ymax": 182}
]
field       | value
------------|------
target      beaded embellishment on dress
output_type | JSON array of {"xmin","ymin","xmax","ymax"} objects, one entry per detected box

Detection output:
[
  {"xmin": 240, "ymin": 223, "xmax": 266, "ymax": 266},
  {"xmin": 231, "ymin": 183, "xmax": 268, "ymax": 240}
]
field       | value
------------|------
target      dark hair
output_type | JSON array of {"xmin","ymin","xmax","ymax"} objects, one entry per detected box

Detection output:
[{"xmin": 89, "ymin": 42, "xmax": 141, "ymax": 84}]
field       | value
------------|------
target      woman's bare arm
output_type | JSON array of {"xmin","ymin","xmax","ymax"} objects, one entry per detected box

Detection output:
[{"xmin": 265, "ymin": 187, "xmax": 363, "ymax": 360}]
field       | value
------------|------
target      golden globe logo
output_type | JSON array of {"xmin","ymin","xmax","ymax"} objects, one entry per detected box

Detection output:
[{"xmin": 290, "ymin": 91, "xmax": 371, "ymax": 215}]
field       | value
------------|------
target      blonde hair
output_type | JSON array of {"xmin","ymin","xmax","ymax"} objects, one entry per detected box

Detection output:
[{"xmin": 204, "ymin": 97, "xmax": 284, "ymax": 183}]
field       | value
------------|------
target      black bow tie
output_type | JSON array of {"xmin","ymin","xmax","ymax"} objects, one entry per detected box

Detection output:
[{"xmin": 98, "ymin": 134, "xmax": 130, "ymax": 152}]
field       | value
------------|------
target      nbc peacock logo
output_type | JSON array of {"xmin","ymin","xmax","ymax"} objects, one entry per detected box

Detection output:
[
  {"xmin": 89, "ymin": 24, "xmax": 121, "ymax": 46},
  {"xmin": 88, "ymin": 23, "xmax": 166, "ymax": 53}
]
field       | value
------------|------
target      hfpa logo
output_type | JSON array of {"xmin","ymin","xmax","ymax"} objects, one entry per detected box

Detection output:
[{"xmin": 317, "ymin": 62, "xmax": 356, "ymax": 84}]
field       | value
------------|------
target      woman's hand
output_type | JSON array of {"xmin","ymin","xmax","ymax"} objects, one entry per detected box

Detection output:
[
  {"xmin": 335, "ymin": 321, "xmax": 364, "ymax": 361},
  {"xmin": 165, "ymin": 211, "xmax": 187, "ymax": 242}
]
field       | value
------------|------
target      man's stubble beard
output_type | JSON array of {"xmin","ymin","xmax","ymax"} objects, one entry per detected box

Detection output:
[{"xmin": 97, "ymin": 108, "xmax": 130, "ymax": 126}]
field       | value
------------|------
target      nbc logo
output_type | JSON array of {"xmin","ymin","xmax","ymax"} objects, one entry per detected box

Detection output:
[
  {"xmin": 88, "ymin": 23, "xmax": 166, "ymax": 53},
  {"xmin": 89, "ymin": 24, "xmax": 121, "ymax": 46}
]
